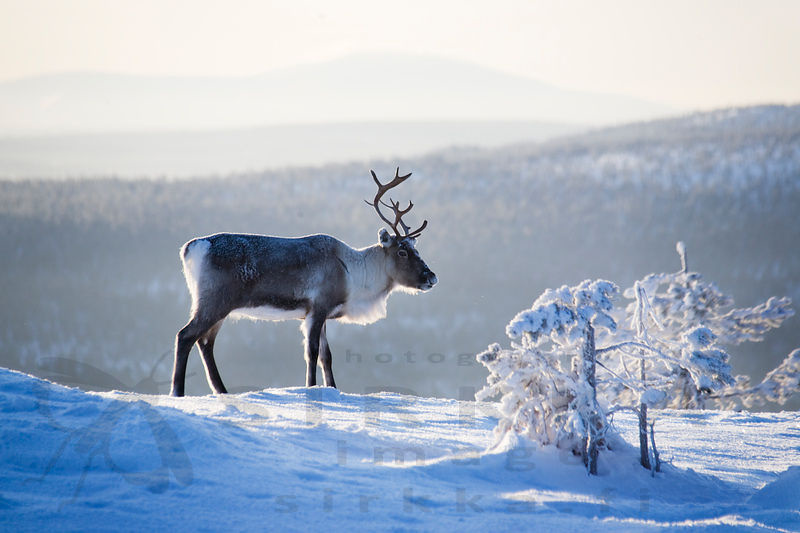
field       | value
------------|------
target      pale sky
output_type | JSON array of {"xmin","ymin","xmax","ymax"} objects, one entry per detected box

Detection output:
[{"xmin": 1, "ymin": 0, "xmax": 798, "ymax": 110}]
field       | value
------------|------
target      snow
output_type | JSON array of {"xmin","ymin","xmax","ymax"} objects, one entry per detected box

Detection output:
[
  {"xmin": 749, "ymin": 467, "xmax": 800, "ymax": 510},
  {"xmin": 505, "ymin": 280, "xmax": 618, "ymax": 341},
  {"xmin": 640, "ymin": 389, "xmax": 667, "ymax": 407},
  {"xmin": 2, "ymin": 366, "xmax": 799, "ymax": 532}
]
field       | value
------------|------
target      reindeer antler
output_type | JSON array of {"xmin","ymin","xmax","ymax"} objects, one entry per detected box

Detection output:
[{"xmin": 366, "ymin": 167, "xmax": 428, "ymax": 240}]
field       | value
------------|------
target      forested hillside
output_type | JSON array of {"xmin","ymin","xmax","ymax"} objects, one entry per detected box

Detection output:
[{"xmin": 1, "ymin": 105, "xmax": 797, "ymax": 403}]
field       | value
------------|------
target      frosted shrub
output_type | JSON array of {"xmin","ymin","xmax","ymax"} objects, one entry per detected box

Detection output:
[
  {"xmin": 597, "ymin": 280, "xmax": 735, "ymax": 469},
  {"xmin": 477, "ymin": 247, "xmax": 798, "ymax": 476},
  {"xmin": 476, "ymin": 343, "xmax": 579, "ymax": 451},
  {"xmin": 476, "ymin": 280, "xmax": 619, "ymax": 474},
  {"xmin": 606, "ymin": 242, "xmax": 795, "ymax": 409}
]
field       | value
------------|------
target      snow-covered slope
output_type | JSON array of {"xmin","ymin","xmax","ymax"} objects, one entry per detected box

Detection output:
[{"xmin": 1, "ymin": 368, "xmax": 798, "ymax": 531}]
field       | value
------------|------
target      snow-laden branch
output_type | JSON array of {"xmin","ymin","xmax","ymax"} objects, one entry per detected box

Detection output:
[{"xmin": 596, "ymin": 341, "xmax": 664, "ymax": 357}]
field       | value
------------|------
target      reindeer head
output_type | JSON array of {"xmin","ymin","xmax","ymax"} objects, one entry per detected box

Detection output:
[{"xmin": 367, "ymin": 168, "xmax": 437, "ymax": 292}]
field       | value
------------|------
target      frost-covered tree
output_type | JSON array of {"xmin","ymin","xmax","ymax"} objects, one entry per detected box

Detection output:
[
  {"xmin": 477, "ymin": 275, "xmax": 767, "ymax": 475},
  {"xmin": 476, "ymin": 280, "xmax": 620, "ymax": 475},
  {"xmin": 593, "ymin": 281, "xmax": 735, "ymax": 471},
  {"xmin": 604, "ymin": 242, "xmax": 794, "ymax": 409},
  {"xmin": 477, "ymin": 256, "xmax": 797, "ymax": 476}
]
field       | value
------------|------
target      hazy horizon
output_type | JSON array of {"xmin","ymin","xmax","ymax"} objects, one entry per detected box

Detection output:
[{"xmin": 0, "ymin": 119, "xmax": 587, "ymax": 179}]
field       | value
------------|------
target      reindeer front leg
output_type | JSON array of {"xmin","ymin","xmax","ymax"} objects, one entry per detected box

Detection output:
[{"xmin": 303, "ymin": 313, "xmax": 326, "ymax": 387}]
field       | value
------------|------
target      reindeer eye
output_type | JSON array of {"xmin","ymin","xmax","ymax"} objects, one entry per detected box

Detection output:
[{"xmin": 398, "ymin": 249, "xmax": 408, "ymax": 258}]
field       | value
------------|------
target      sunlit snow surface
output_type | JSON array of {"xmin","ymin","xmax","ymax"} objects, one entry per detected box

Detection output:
[{"xmin": 1, "ymin": 367, "xmax": 798, "ymax": 532}]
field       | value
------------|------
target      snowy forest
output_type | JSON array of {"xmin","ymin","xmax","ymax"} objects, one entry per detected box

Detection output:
[{"xmin": 1, "ymin": 104, "xmax": 798, "ymax": 408}]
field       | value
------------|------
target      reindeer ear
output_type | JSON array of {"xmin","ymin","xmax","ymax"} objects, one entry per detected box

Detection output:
[{"xmin": 378, "ymin": 228, "xmax": 394, "ymax": 248}]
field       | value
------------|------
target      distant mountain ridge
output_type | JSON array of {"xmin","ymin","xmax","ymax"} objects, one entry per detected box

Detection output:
[{"xmin": 0, "ymin": 53, "xmax": 674, "ymax": 135}]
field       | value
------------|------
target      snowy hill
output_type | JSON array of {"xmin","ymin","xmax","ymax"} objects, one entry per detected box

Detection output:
[{"xmin": 2, "ymin": 367, "xmax": 798, "ymax": 531}]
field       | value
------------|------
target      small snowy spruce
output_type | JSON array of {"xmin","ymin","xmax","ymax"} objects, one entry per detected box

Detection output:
[
  {"xmin": 476, "ymin": 280, "xmax": 619, "ymax": 474},
  {"xmin": 477, "ymin": 245, "xmax": 798, "ymax": 476},
  {"xmin": 604, "ymin": 242, "xmax": 794, "ymax": 409}
]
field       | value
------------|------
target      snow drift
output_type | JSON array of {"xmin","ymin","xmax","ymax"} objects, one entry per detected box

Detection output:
[{"xmin": 1, "ymin": 367, "xmax": 798, "ymax": 531}]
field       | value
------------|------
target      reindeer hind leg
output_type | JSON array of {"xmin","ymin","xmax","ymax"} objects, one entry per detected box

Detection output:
[
  {"xmin": 171, "ymin": 314, "xmax": 222, "ymax": 397},
  {"xmin": 197, "ymin": 319, "xmax": 228, "ymax": 394},
  {"xmin": 319, "ymin": 322, "xmax": 337, "ymax": 389}
]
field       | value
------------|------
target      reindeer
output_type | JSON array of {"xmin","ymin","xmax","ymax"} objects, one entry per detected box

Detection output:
[{"xmin": 170, "ymin": 168, "xmax": 437, "ymax": 396}]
